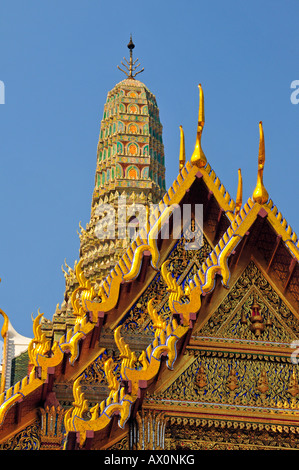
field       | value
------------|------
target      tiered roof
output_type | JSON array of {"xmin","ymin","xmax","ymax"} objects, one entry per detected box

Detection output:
[{"xmin": 0, "ymin": 80, "xmax": 298, "ymax": 449}]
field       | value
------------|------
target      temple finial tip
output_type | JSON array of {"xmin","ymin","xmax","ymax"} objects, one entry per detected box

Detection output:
[
  {"xmin": 179, "ymin": 125, "xmax": 186, "ymax": 170},
  {"xmin": 253, "ymin": 121, "xmax": 268, "ymax": 204},
  {"xmin": 191, "ymin": 83, "xmax": 206, "ymax": 168},
  {"xmin": 118, "ymin": 36, "xmax": 144, "ymax": 79},
  {"xmin": 235, "ymin": 168, "xmax": 243, "ymax": 215}
]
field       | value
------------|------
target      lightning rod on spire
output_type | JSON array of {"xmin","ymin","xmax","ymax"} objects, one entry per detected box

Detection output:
[{"xmin": 117, "ymin": 35, "xmax": 144, "ymax": 79}]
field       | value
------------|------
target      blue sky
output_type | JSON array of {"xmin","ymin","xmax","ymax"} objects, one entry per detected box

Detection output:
[{"xmin": 0, "ymin": 0, "xmax": 298, "ymax": 338}]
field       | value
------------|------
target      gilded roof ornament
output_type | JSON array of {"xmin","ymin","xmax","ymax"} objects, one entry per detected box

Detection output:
[
  {"xmin": 117, "ymin": 35, "xmax": 144, "ymax": 79},
  {"xmin": 179, "ymin": 125, "xmax": 186, "ymax": 170},
  {"xmin": 147, "ymin": 297, "xmax": 167, "ymax": 338},
  {"xmin": 28, "ymin": 311, "xmax": 51, "ymax": 366},
  {"xmin": 252, "ymin": 121, "xmax": 269, "ymax": 205},
  {"xmin": 0, "ymin": 307, "xmax": 9, "ymax": 394},
  {"xmin": 191, "ymin": 84, "xmax": 207, "ymax": 168},
  {"xmin": 235, "ymin": 168, "xmax": 243, "ymax": 215}
]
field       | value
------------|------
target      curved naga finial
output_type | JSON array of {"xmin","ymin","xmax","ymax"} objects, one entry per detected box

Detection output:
[
  {"xmin": 0, "ymin": 308, "xmax": 9, "ymax": 341},
  {"xmin": 161, "ymin": 260, "xmax": 202, "ymax": 324},
  {"xmin": 252, "ymin": 121, "xmax": 269, "ymax": 204},
  {"xmin": 0, "ymin": 308, "xmax": 9, "ymax": 393},
  {"xmin": 235, "ymin": 168, "xmax": 243, "ymax": 215},
  {"xmin": 114, "ymin": 325, "xmax": 137, "ymax": 378},
  {"xmin": 179, "ymin": 125, "xmax": 186, "ymax": 170},
  {"xmin": 28, "ymin": 311, "xmax": 52, "ymax": 366},
  {"xmin": 191, "ymin": 84, "xmax": 207, "ymax": 168},
  {"xmin": 147, "ymin": 298, "xmax": 167, "ymax": 338}
]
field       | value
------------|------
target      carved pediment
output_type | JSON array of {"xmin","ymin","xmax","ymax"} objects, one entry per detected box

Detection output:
[
  {"xmin": 146, "ymin": 261, "xmax": 299, "ymax": 415},
  {"xmin": 198, "ymin": 260, "xmax": 299, "ymax": 343}
]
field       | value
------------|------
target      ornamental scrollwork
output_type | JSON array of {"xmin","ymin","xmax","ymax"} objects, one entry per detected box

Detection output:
[
  {"xmin": 199, "ymin": 261, "xmax": 299, "ymax": 342},
  {"xmin": 165, "ymin": 418, "xmax": 299, "ymax": 450},
  {"xmin": 0, "ymin": 422, "xmax": 40, "ymax": 450},
  {"xmin": 28, "ymin": 311, "xmax": 52, "ymax": 366},
  {"xmin": 153, "ymin": 350, "xmax": 299, "ymax": 409}
]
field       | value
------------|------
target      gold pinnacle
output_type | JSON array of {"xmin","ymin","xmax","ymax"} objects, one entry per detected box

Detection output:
[
  {"xmin": 235, "ymin": 168, "xmax": 243, "ymax": 215},
  {"xmin": 252, "ymin": 121, "xmax": 269, "ymax": 205},
  {"xmin": 191, "ymin": 84, "xmax": 207, "ymax": 168},
  {"xmin": 179, "ymin": 125, "xmax": 186, "ymax": 170}
]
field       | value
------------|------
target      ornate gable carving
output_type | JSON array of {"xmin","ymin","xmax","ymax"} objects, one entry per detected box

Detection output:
[
  {"xmin": 150, "ymin": 349, "xmax": 299, "ymax": 409},
  {"xmin": 199, "ymin": 260, "xmax": 299, "ymax": 342},
  {"xmin": 146, "ymin": 261, "xmax": 299, "ymax": 437}
]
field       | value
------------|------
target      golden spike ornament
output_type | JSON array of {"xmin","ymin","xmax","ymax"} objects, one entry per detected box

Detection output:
[
  {"xmin": 191, "ymin": 84, "xmax": 207, "ymax": 168},
  {"xmin": 161, "ymin": 261, "xmax": 184, "ymax": 302},
  {"xmin": 28, "ymin": 310, "xmax": 51, "ymax": 366},
  {"xmin": 104, "ymin": 358, "xmax": 119, "ymax": 394},
  {"xmin": 235, "ymin": 168, "xmax": 243, "ymax": 215},
  {"xmin": 252, "ymin": 121, "xmax": 269, "ymax": 204},
  {"xmin": 0, "ymin": 308, "xmax": 9, "ymax": 394},
  {"xmin": 71, "ymin": 259, "xmax": 96, "ymax": 322},
  {"xmin": 179, "ymin": 125, "xmax": 186, "ymax": 170},
  {"xmin": 114, "ymin": 325, "xmax": 137, "ymax": 377},
  {"xmin": 147, "ymin": 298, "xmax": 167, "ymax": 338},
  {"xmin": 0, "ymin": 308, "xmax": 9, "ymax": 341},
  {"xmin": 161, "ymin": 260, "xmax": 202, "ymax": 324},
  {"xmin": 64, "ymin": 375, "xmax": 89, "ymax": 438}
]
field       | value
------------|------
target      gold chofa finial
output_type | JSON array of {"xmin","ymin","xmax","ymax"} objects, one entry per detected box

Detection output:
[
  {"xmin": 117, "ymin": 35, "xmax": 144, "ymax": 79},
  {"xmin": 191, "ymin": 84, "xmax": 207, "ymax": 168},
  {"xmin": 179, "ymin": 125, "xmax": 186, "ymax": 170},
  {"xmin": 252, "ymin": 121, "xmax": 269, "ymax": 204},
  {"xmin": 235, "ymin": 168, "xmax": 243, "ymax": 215}
]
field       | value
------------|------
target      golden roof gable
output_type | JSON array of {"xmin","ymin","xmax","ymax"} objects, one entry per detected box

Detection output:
[{"xmin": 0, "ymin": 84, "xmax": 298, "ymax": 449}]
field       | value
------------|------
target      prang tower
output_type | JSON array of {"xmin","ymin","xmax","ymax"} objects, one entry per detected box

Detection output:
[{"xmin": 57, "ymin": 38, "xmax": 166, "ymax": 334}]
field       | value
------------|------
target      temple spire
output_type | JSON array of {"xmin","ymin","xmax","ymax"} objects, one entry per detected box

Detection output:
[{"xmin": 117, "ymin": 35, "xmax": 144, "ymax": 79}]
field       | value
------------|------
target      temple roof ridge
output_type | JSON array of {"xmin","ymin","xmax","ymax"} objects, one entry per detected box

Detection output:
[
  {"xmin": 264, "ymin": 198, "xmax": 299, "ymax": 262},
  {"xmin": 0, "ymin": 81, "xmax": 299, "ymax": 448},
  {"xmin": 59, "ymin": 184, "xmax": 299, "ymax": 446}
]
